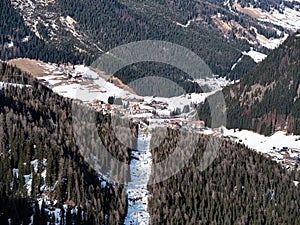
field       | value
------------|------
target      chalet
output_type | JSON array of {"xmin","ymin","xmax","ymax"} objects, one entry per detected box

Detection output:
[
  {"xmin": 278, "ymin": 149, "xmax": 289, "ymax": 155},
  {"xmin": 93, "ymin": 100, "xmax": 104, "ymax": 106},
  {"xmin": 284, "ymin": 157, "xmax": 299, "ymax": 165},
  {"xmin": 190, "ymin": 120, "xmax": 205, "ymax": 129},
  {"xmin": 105, "ymin": 104, "xmax": 111, "ymax": 110},
  {"xmin": 128, "ymin": 97, "xmax": 144, "ymax": 103},
  {"xmin": 132, "ymin": 104, "xmax": 139, "ymax": 110},
  {"xmin": 168, "ymin": 119, "xmax": 183, "ymax": 128},
  {"xmin": 283, "ymin": 152, "xmax": 290, "ymax": 158}
]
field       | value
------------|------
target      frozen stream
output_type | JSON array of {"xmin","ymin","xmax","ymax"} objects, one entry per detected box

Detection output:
[{"xmin": 124, "ymin": 128, "xmax": 152, "ymax": 225}]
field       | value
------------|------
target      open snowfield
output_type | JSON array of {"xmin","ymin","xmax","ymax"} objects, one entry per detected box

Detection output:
[
  {"xmin": 242, "ymin": 48, "xmax": 267, "ymax": 63},
  {"xmin": 258, "ymin": 6, "xmax": 300, "ymax": 32},
  {"xmin": 39, "ymin": 65, "xmax": 127, "ymax": 103},
  {"xmin": 222, "ymin": 128, "xmax": 300, "ymax": 154}
]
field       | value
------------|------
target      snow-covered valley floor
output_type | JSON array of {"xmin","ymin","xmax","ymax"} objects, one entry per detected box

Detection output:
[
  {"xmin": 194, "ymin": 127, "xmax": 300, "ymax": 170},
  {"xmin": 221, "ymin": 128, "xmax": 300, "ymax": 154},
  {"xmin": 124, "ymin": 130, "xmax": 152, "ymax": 225}
]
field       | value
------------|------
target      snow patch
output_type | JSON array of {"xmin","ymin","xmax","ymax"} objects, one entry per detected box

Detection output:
[
  {"xmin": 4, "ymin": 41, "xmax": 14, "ymax": 48},
  {"xmin": 257, "ymin": 32, "xmax": 289, "ymax": 49},
  {"xmin": 0, "ymin": 82, "xmax": 31, "ymax": 89},
  {"xmin": 242, "ymin": 48, "xmax": 267, "ymax": 63},
  {"xmin": 231, "ymin": 55, "xmax": 244, "ymax": 70},
  {"xmin": 12, "ymin": 168, "xmax": 19, "ymax": 178},
  {"xmin": 221, "ymin": 128, "xmax": 300, "ymax": 154},
  {"xmin": 21, "ymin": 36, "xmax": 30, "ymax": 42},
  {"xmin": 175, "ymin": 17, "xmax": 202, "ymax": 28}
]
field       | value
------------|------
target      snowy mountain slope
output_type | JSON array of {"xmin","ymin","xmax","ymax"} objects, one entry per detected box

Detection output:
[
  {"xmin": 231, "ymin": 0, "xmax": 300, "ymax": 31},
  {"xmin": 6, "ymin": 0, "xmax": 300, "ymax": 71},
  {"xmin": 213, "ymin": 0, "xmax": 300, "ymax": 51}
]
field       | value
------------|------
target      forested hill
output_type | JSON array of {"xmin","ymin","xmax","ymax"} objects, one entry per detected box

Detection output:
[
  {"xmin": 148, "ymin": 128, "xmax": 300, "ymax": 224},
  {"xmin": 0, "ymin": 0, "xmax": 87, "ymax": 64},
  {"xmin": 199, "ymin": 32, "xmax": 300, "ymax": 135},
  {"xmin": 5, "ymin": 0, "xmax": 290, "ymax": 78},
  {"xmin": 0, "ymin": 62, "xmax": 131, "ymax": 224}
]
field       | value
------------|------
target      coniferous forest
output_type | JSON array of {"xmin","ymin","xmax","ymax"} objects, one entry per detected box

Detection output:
[
  {"xmin": 148, "ymin": 128, "xmax": 300, "ymax": 225},
  {"xmin": 0, "ymin": 62, "xmax": 130, "ymax": 224},
  {"xmin": 199, "ymin": 33, "xmax": 300, "ymax": 135},
  {"xmin": 1, "ymin": 0, "xmax": 300, "ymax": 224},
  {"xmin": 2, "ymin": 0, "xmax": 283, "ymax": 79},
  {"xmin": 2, "ymin": 61, "xmax": 299, "ymax": 224}
]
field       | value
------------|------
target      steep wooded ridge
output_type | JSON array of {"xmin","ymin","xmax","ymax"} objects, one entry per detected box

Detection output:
[
  {"xmin": 4, "ymin": 0, "xmax": 293, "ymax": 78},
  {"xmin": 0, "ymin": 62, "xmax": 131, "ymax": 224},
  {"xmin": 199, "ymin": 33, "xmax": 300, "ymax": 135},
  {"xmin": 148, "ymin": 129, "xmax": 300, "ymax": 224},
  {"xmin": 0, "ymin": 0, "xmax": 87, "ymax": 64}
]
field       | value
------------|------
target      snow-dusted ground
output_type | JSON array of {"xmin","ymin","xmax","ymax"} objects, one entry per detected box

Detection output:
[
  {"xmin": 124, "ymin": 130, "xmax": 152, "ymax": 225},
  {"xmin": 12, "ymin": 159, "xmax": 47, "ymax": 195},
  {"xmin": 258, "ymin": 6, "xmax": 300, "ymax": 32},
  {"xmin": 233, "ymin": 0, "xmax": 300, "ymax": 32},
  {"xmin": 34, "ymin": 198, "xmax": 84, "ymax": 225},
  {"xmin": 242, "ymin": 48, "xmax": 267, "ymax": 63},
  {"xmin": 221, "ymin": 128, "xmax": 300, "ymax": 154},
  {"xmin": 142, "ymin": 93, "xmax": 208, "ymax": 113},
  {"xmin": 4, "ymin": 41, "xmax": 14, "ymax": 48},
  {"xmin": 0, "ymin": 81, "xmax": 31, "ymax": 89},
  {"xmin": 175, "ymin": 17, "xmax": 202, "ymax": 28},
  {"xmin": 230, "ymin": 0, "xmax": 299, "ymax": 49},
  {"xmin": 39, "ymin": 65, "xmax": 126, "ymax": 103},
  {"xmin": 194, "ymin": 126, "xmax": 300, "ymax": 170},
  {"xmin": 39, "ymin": 65, "xmax": 228, "ymax": 116},
  {"xmin": 11, "ymin": 0, "xmax": 104, "ymax": 52},
  {"xmin": 11, "ymin": 157, "xmax": 86, "ymax": 225},
  {"xmin": 256, "ymin": 33, "xmax": 289, "ymax": 49}
]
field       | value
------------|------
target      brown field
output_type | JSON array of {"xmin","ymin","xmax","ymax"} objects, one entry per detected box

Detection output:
[{"xmin": 7, "ymin": 58, "xmax": 48, "ymax": 77}]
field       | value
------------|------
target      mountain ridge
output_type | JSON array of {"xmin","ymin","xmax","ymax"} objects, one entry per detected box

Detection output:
[
  {"xmin": 199, "ymin": 32, "xmax": 300, "ymax": 135},
  {"xmin": 7, "ymin": 0, "xmax": 299, "ymax": 78}
]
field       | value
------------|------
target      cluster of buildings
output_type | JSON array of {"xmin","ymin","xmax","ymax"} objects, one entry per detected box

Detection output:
[
  {"xmin": 266, "ymin": 147, "xmax": 300, "ymax": 169},
  {"xmin": 222, "ymin": 134, "xmax": 300, "ymax": 170},
  {"xmin": 38, "ymin": 63, "xmax": 97, "ymax": 87}
]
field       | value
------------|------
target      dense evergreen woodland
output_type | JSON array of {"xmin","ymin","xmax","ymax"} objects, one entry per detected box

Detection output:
[
  {"xmin": 0, "ymin": 0, "xmax": 87, "ymax": 64},
  {"xmin": 199, "ymin": 33, "xmax": 300, "ymax": 135},
  {"xmin": 0, "ymin": 62, "xmax": 132, "ymax": 224},
  {"xmin": 148, "ymin": 128, "xmax": 300, "ymax": 224},
  {"xmin": 2, "ymin": 0, "xmax": 285, "ymax": 80}
]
